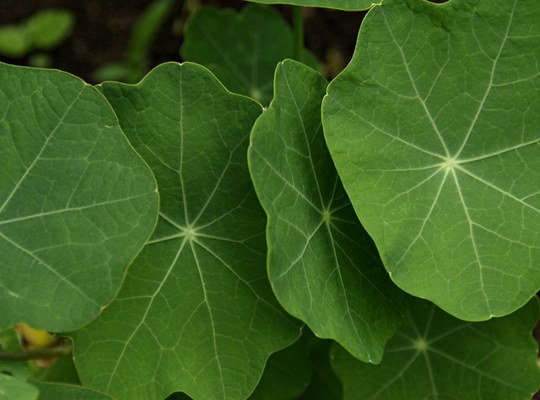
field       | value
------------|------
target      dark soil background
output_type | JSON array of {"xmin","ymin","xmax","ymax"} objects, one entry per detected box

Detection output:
[{"xmin": 1, "ymin": 0, "xmax": 539, "ymax": 396}]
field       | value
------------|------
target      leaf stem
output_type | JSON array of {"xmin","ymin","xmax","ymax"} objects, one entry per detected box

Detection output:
[
  {"xmin": 0, "ymin": 344, "xmax": 72, "ymax": 361},
  {"xmin": 292, "ymin": 6, "xmax": 304, "ymax": 62}
]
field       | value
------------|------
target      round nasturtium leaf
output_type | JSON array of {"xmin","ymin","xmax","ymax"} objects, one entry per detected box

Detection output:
[
  {"xmin": 249, "ymin": 60, "xmax": 404, "ymax": 363},
  {"xmin": 0, "ymin": 62, "xmax": 159, "ymax": 332},
  {"xmin": 74, "ymin": 63, "xmax": 300, "ymax": 400},
  {"xmin": 332, "ymin": 299, "xmax": 540, "ymax": 400},
  {"xmin": 322, "ymin": 0, "xmax": 540, "ymax": 321}
]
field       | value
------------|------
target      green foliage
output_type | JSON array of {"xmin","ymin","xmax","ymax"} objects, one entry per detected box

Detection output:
[
  {"xmin": 0, "ymin": 62, "xmax": 158, "ymax": 331},
  {"xmin": 0, "ymin": 0, "xmax": 539, "ymax": 399},
  {"xmin": 0, "ymin": 9, "xmax": 73, "ymax": 58},
  {"xmin": 322, "ymin": 0, "xmax": 540, "ymax": 321},
  {"xmin": 249, "ymin": 60, "xmax": 404, "ymax": 363},
  {"xmin": 332, "ymin": 298, "xmax": 540, "ymax": 400},
  {"xmin": 181, "ymin": 5, "xmax": 319, "ymax": 104},
  {"xmin": 74, "ymin": 63, "xmax": 299, "ymax": 400}
]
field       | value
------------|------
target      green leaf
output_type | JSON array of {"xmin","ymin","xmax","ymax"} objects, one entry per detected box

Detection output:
[
  {"xmin": 0, "ymin": 62, "xmax": 159, "ymax": 331},
  {"xmin": 249, "ymin": 59, "xmax": 404, "ymax": 363},
  {"xmin": 242, "ymin": 0, "xmax": 374, "ymax": 11},
  {"xmin": 0, "ymin": 26, "xmax": 31, "ymax": 58},
  {"xmin": 248, "ymin": 335, "xmax": 311, "ymax": 400},
  {"xmin": 322, "ymin": 0, "xmax": 540, "ymax": 320},
  {"xmin": 32, "ymin": 382, "xmax": 112, "ymax": 400},
  {"xmin": 0, "ymin": 361, "xmax": 39, "ymax": 400},
  {"xmin": 26, "ymin": 9, "xmax": 74, "ymax": 50},
  {"xmin": 181, "ymin": 5, "xmax": 319, "ymax": 104},
  {"xmin": 332, "ymin": 299, "xmax": 540, "ymax": 400},
  {"xmin": 74, "ymin": 62, "xmax": 300, "ymax": 400}
]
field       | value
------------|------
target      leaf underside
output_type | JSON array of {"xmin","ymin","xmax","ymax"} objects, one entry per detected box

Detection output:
[
  {"xmin": 322, "ymin": 0, "xmax": 540, "ymax": 321},
  {"xmin": 74, "ymin": 62, "xmax": 300, "ymax": 400},
  {"xmin": 0, "ymin": 62, "xmax": 158, "ymax": 331}
]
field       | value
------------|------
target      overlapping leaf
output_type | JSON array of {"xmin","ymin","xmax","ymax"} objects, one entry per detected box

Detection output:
[
  {"xmin": 74, "ymin": 63, "xmax": 300, "ymax": 400},
  {"xmin": 249, "ymin": 60, "xmax": 404, "ymax": 363},
  {"xmin": 332, "ymin": 298, "xmax": 540, "ymax": 399},
  {"xmin": 32, "ymin": 382, "xmax": 113, "ymax": 400},
  {"xmin": 322, "ymin": 0, "xmax": 540, "ymax": 320},
  {"xmin": 181, "ymin": 5, "xmax": 319, "ymax": 104},
  {"xmin": 0, "ymin": 62, "xmax": 158, "ymax": 331},
  {"xmin": 242, "ymin": 0, "xmax": 373, "ymax": 11}
]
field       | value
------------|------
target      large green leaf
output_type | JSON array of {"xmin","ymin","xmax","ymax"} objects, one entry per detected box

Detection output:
[
  {"xmin": 33, "ymin": 382, "xmax": 112, "ymax": 400},
  {"xmin": 322, "ymin": 0, "xmax": 540, "ymax": 320},
  {"xmin": 74, "ymin": 63, "xmax": 300, "ymax": 400},
  {"xmin": 249, "ymin": 59, "xmax": 404, "ymax": 363},
  {"xmin": 242, "ymin": 0, "xmax": 373, "ymax": 11},
  {"xmin": 0, "ymin": 62, "xmax": 158, "ymax": 331},
  {"xmin": 181, "ymin": 5, "xmax": 319, "ymax": 104},
  {"xmin": 332, "ymin": 299, "xmax": 540, "ymax": 399}
]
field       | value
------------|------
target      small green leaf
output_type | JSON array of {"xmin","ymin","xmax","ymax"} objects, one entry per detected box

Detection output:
[
  {"xmin": 75, "ymin": 62, "xmax": 300, "ymax": 400},
  {"xmin": 32, "ymin": 382, "xmax": 112, "ymax": 400},
  {"xmin": 0, "ymin": 26, "xmax": 31, "ymax": 58},
  {"xmin": 332, "ymin": 299, "xmax": 540, "ymax": 400},
  {"xmin": 249, "ymin": 59, "xmax": 404, "ymax": 363},
  {"xmin": 25, "ymin": 9, "xmax": 74, "ymax": 50},
  {"xmin": 0, "ymin": 62, "xmax": 159, "ymax": 331},
  {"xmin": 181, "ymin": 5, "xmax": 319, "ymax": 104},
  {"xmin": 322, "ymin": 0, "xmax": 540, "ymax": 320},
  {"xmin": 242, "ymin": 0, "xmax": 374, "ymax": 11}
]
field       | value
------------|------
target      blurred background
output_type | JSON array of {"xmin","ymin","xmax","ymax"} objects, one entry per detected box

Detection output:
[{"xmin": 0, "ymin": 0, "xmax": 368, "ymax": 83}]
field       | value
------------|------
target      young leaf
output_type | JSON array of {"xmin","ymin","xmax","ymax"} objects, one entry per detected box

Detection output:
[
  {"xmin": 181, "ymin": 5, "xmax": 319, "ymax": 104},
  {"xmin": 74, "ymin": 63, "xmax": 300, "ymax": 400},
  {"xmin": 32, "ymin": 382, "xmax": 113, "ymax": 400},
  {"xmin": 322, "ymin": 0, "xmax": 540, "ymax": 320},
  {"xmin": 242, "ymin": 0, "xmax": 374, "ymax": 11},
  {"xmin": 332, "ymin": 299, "xmax": 540, "ymax": 399},
  {"xmin": 249, "ymin": 59, "xmax": 404, "ymax": 363},
  {"xmin": 0, "ymin": 62, "xmax": 159, "ymax": 331}
]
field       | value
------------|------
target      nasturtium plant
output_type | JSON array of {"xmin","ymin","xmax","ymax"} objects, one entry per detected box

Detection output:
[
  {"xmin": 323, "ymin": 0, "xmax": 540, "ymax": 321},
  {"xmin": 332, "ymin": 298, "xmax": 540, "ymax": 400},
  {"xmin": 73, "ymin": 62, "xmax": 300, "ymax": 400},
  {"xmin": 249, "ymin": 59, "xmax": 404, "ymax": 363},
  {"xmin": 181, "ymin": 4, "xmax": 318, "ymax": 104},
  {"xmin": 1, "ymin": 0, "xmax": 539, "ymax": 398},
  {"xmin": 0, "ymin": 62, "xmax": 158, "ymax": 331}
]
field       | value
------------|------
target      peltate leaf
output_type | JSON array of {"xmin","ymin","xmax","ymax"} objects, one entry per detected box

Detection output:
[
  {"xmin": 0, "ymin": 62, "xmax": 158, "ymax": 331},
  {"xmin": 74, "ymin": 62, "xmax": 300, "ymax": 400},
  {"xmin": 332, "ymin": 299, "xmax": 540, "ymax": 399},
  {"xmin": 249, "ymin": 59, "xmax": 404, "ymax": 363},
  {"xmin": 32, "ymin": 382, "xmax": 112, "ymax": 400},
  {"xmin": 242, "ymin": 0, "xmax": 374, "ymax": 11},
  {"xmin": 322, "ymin": 0, "xmax": 540, "ymax": 320},
  {"xmin": 181, "ymin": 5, "xmax": 319, "ymax": 104}
]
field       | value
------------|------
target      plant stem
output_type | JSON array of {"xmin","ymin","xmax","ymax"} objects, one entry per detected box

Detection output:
[
  {"xmin": 0, "ymin": 344, "xmax": 72, "ymax": 361},
  {"xmin": 292, "ymin": 6, "xmax": 304, "ymax": 62}
]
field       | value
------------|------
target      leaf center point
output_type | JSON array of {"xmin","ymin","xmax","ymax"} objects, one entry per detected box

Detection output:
[
  {"xmin": 442, "ymin": 157, "xmax": 458, "ymax": 171},
  {"xmin": 413, "ymin": 338, "xmax": 429, "ymax": 352},
  {"xmin": 183, "ymin": 226, "xmax": 197, "ymax": 240}
]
